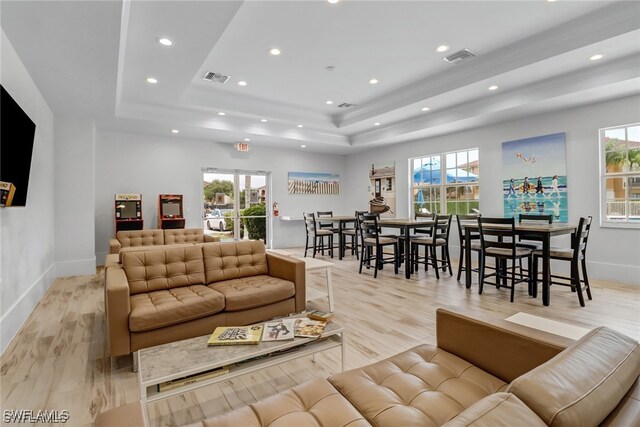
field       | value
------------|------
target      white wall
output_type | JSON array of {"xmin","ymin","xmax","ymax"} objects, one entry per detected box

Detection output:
[
  {"xmin": 94, "ymin": 131, "xmax": 347, "ymax": 263},
  {"xmin": 0, "ymin": 30, "xmax": 56, "ymax": 352},
  {"xmin": 343, "ymin": 96, "xmax": 640, "ymax": 285},
  {"xmin": 54, "ymin": 118, "xmax": 96, "ymax": 275}
]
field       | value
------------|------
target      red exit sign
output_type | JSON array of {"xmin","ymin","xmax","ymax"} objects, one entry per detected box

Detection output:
[{"xmin": 235, "ymin": 143, "xmax": 250, "ymax": 152}]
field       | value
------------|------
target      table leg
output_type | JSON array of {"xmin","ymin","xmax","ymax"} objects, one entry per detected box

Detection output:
[
  {"xmin": 404, "ymin": 225, "xmax": 411, "ymax": 279},
  {"xmin": 326, "ymin": 266, "xmax": 334, "ymax": 312},
  {"xmin": 464, "ymin": 232, "xmax": 472, "ymax": 288},
  {"xmin": 338, "ymin": 222, "xmax": 344, "ymax": 260},
  {"xmin": 542, "ymin": 234, "xmax": 551, "ymax": 306}
]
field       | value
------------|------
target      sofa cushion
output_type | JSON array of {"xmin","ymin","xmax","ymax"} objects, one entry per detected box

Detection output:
[
  {"xmin": 116, "ymin": 229, "xmax": 163, "ymax": 248},
  {"xmin": 600, "ymin": 378, "xmax": 640, "ymax": 426},
  {"xmin": 507, "ymin": 326, "xmax": 640, "ymax": 427},
  {"xmin": 122, "ymin": 246, "xmax": 205, "ymax": 295},
  {"xmin": 129, "ymin": 285, "xmax": 224, "ymax": 332},
  {"xmin": 328, "ymin": 344, "xmax": 507, "ymax": 427},
  {"xmin": 442, "ymin": 393, "xmax": 546, "ymax": 427},
  {"xmin": 196, "ymin": 378, "xmax": 372, "ymax": 427},
  {"xmin": 209, "ymin": 275, "xmax": 294, "ymax": 312},
  {"xmin": 118, "ymin": 243, "xmax": 193, "ymax": 263},
  {"xmin": 203, "ymin": 241, "xmax": 268, "ymax": 284},
  {"xmin": 164, "ymin": 228, "xmax": 205, "ymax": 244}
]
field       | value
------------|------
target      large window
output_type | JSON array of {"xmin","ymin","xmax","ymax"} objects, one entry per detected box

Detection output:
[
  {"xmin": 600, "ymin": 123, "xmax": 640, "ymax": 227},
  {"xmin": 410, "ymin": 148, "xmax": 479, "ymax": 216}
]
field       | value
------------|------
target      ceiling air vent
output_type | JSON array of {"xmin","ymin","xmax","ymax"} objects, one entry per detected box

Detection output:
[
  {"xmin": 338, "ymin": 103, "xmax": 356, "ymax": 108},
  {"xmin": 203, "ymin": 72, "xmax": 230, "ymax": 84},
  {"xmin": 443, "ymin": 49, "xmax": 476, "ymax": 64}
]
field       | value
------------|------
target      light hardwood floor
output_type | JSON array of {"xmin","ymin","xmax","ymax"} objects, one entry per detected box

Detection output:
[{"xmin": 1, "ymin": 250, "xmax": 639, "ymax": 426}]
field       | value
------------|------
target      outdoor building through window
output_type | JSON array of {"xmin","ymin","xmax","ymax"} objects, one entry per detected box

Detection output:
[
  {"xmin": 600, "ymin": 123, "xmax": 640, "ymax": 226},
  {"xmin": 410, "ymin": 148, "xmax": 479, "ymax": 216}
]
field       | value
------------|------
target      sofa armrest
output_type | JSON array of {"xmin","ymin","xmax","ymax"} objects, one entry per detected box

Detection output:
[
  {"xmin": 436, "ymin": 308, "xmax": 574, "ymax": 383},
  {"xmin": 105, "ymin": 266, "xmax": 131, "ymax": 356},
  {"xmin": 95, "ymin": 401, "xmax": 148, "ymax": 427},
  {"xmin": 266, "ymin": 253, "xmax": 306, "ymax": 312},
  {"xmin": 204, "ymin": 234, "xmax": 220, "ymax": 243},
  {"xmin": 109, "ymin": 238, "xmax": 121, "ymax": 254}
]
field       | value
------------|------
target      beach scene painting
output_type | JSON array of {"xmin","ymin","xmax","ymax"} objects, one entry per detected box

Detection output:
[
  {"xmin": 288, "ymin": 171, "xmax": 340, "ymax": 194},
  {"xmin": 502, "ymin": 133, "xmax": 568, "ymax": 223}
]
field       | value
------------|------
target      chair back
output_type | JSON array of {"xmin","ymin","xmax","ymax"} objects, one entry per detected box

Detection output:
[
  {"xmin": 456, "ymin": 214, "xmax": 480, "ymax": 243},
  {"xmin": 478, "ymin": 217, "xmax": 516, "ymax": 255},
  {"xmin": 431, "ymin": 214, "xmax": 453, "ymax": 242},
  {"xmin": 414, "ymin": 212, "xmax": 434, "ymax": 235},
  {"xmin": 303, "ymin": 212, "xmax": 317, "ymax": 236},
  {"xmin": 359, "ymin": 213, "xmax": 380, "ymax": 246},
  {"xmin": 518, "ymin": 214, "xmax": 553, "ymax": 242},
  {"xmin": 317, "ymin": 211, "xmax": 334, "ymax": 230},
  {"xmin": 573, "ymin": 216, "xmax": 593, "ymax": 261}
]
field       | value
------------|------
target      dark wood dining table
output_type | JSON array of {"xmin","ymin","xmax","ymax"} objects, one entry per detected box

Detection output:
[
  {"xmin": 321, "ymin": 215, "xmax": 356, "ymax": 260},
  {"xmin": 375, "ymin": 218, "xmax": 435, "ymax": 279},
  {"xmin": 461, "ymin": 222, "xmax": 577, "ymax": 306}
]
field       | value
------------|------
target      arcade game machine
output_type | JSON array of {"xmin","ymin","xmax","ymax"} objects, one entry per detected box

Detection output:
[
  {"xmin": 115, "ymin": 193, "xmax": 143, "ymax": 233},
  {"xmin": 0, "ymin": 181, "xmax": 16, "ymax": 207},
  {"xmin": 158, "ymin": 194, "xmax": 185, "ymax": 229}
]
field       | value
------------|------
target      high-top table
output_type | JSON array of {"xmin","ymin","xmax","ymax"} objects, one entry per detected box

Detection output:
[
  {"xmin": 319, "ymin": 215, "xmax": 356, "ymax": 260},
  {"xmin": 461, "ymin": 222, "xmax": 577, "ymax": 306},
  {"xmin": 375, "ymin": 218, "xmax": 435, "ymax": 279}
]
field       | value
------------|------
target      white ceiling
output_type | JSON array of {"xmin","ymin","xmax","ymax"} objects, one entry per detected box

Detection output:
[{"xmin": 2, "ymin": 0, "xmax": 639, "ymax": 154}]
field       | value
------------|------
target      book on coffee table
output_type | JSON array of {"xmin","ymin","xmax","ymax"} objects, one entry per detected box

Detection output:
[
  {"xmin": 306, "ymin": 310, "xmax": 334, "ymax": 322},
  {"xmin": 207, "ymin": 325, "xmax": 263, "ymax": 346},
  {"xmin": 294, "ymin": 319, "xmax": 326, "ymax": 338},
  {"xmin": 262, "ymin": 319, "xmax": 295, "ymax": 342}
]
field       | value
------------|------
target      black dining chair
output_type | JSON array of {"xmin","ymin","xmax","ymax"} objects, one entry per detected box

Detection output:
[
  {"xmin": 456, "ymin": 214, "xmax": 482, "ymax": 281},
  {"xmin": 317, "ymin": 211, "xmax": 339, "ymax": 256},
  {"xmin": 303, "ymin": 212, "xmax": 333, "ymax": 258},
  {"xmin": 478, "ymin": 217, "xmax": 533, "ymax": 302},
  {"xmin": 358, "ymin": 213, "xmax": 399, "ymax": 278},
  {"xmin": 411, "ymin": 214, "xmax": 453, "ymax": 279},
  {"xmin": 517, "ymin": 214, "xmax": 553, "ymax": 275},
  {"xmin": 532, "ymin": 216, "xmax": 593, "ymax": 307}
]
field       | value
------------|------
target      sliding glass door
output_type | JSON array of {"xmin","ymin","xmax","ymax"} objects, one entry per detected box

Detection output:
[{"xmin": 202, "ymin": 168, "xmax": 269, "ymax": 243}]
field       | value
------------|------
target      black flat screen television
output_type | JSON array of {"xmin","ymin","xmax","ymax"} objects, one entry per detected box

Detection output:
[
  {"xmin": 119, "ymin": 201, "xmax": 138, "ymax": 219},
  {"xmin": 1, "ymin": 85, "xmax": 37, "ymax": 207}
]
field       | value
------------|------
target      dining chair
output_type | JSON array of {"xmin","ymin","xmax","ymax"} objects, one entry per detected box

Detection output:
[
  {"xmin": 478, "ymin": 217, "xmax": 533, "ymax": 302},
  {"xmin": 339, "ymin": 211, "xmax": 362, "ymax": 259},
  {"xmin": 357, "ymin": 213, "xmax": 398, "ymax": 278},
  {"xmin": 531, "ymin": 216, "xmax": 593, "ymax": 307},
  {"xmin": 316, "ymin": 211, "xmax": 339, "ymax": 256},
  {"xmin": 455, "ymin": 214, "xmax": 481, "ymax": 281},
  {"xmin": 411, "ymin": 214, "xmax": 453, "ymax": 279},
  {"xmin": 396, "ymin": 212, "xmax": 434, "ymax": 271},
  {"xmin": 517, "ymin": 214, "xmax": 553, "ymax": 275},
  {"xmin": 303, "ymin": 212, "xmax": 333, "ymax": 258}
]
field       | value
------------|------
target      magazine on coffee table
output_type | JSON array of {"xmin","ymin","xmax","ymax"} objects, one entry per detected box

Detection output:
[
  {"xmin": 207, "ymin": 325, "xmax": 263, "ymax": 346},
  {"xmin": 262, "ymin": 319, "xmax": 295, "ymax": 342},
  {"xmin": 294, "ymin": 319, "xmax": 326, "ymax": 338}
]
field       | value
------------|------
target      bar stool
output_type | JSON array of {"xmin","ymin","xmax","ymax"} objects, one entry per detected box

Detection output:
[
  {"xmin": 517, "ymin": 214, "xmax": 553, "ymax": 275},
  {"xmin": 411, "ymin": 214, "xmax": 453, "ymax": 279},
  {"xmin": 456, "ymin": 214, "xmax": 481, "ymax": 281},
  {"xmin": 532, "ymin": 216, "xmax": 593, "ymax": 307},
  {"xmin": 358, "ymin": 213, "xmax": 399, "ymax": 278},
  {"xmin": 316, "ymin": 211, "xmax": 339, "ymax": 256},
  {"xmin": 303, "ymin": 212, "xmax": 333, "ymax": 258}
]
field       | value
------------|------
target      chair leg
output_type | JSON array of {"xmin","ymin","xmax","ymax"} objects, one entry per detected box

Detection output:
[
  {"xmin": 478, "ymin": 254, "xmax": 486, "ymax": 294},
  {"xmin": 304, "ymin": 236, "xmax": 309, "ymax": 258},
  {"xmin": 432, "ymin": 246, "xmax": 440, "ymax": 280},
  {"xmin": 510, "ymin": 261, "xmax": 516, "ymax": 303},
  {"xmin": 358, "ymin": 246, "xmax": 365, "ymax": 274},
  {"xmin": 312, "ymin": 236, "xmax": 317, "ymax": 258},
  {"xmin": 457, "ymin": 244, "xmax": 464, "ymax": 280},
  {"xmin": 445, "ymin": 246, "xmax": 453, "ymax": 276},
  {"xmin": 572, "ymin": 261, "xmax": 585, "ymax": 307},
  {"xmin": 330, "ymin": 235, "xmax": 334, "ymax": 258},
  {"xmin": 394, "ymin": 244, "xmax": 399, "ymax": 274},
  {"xmin": 373, "ymin": 248, "xmax": 380, "ymax": 279},
  {"xmin": 532, "ymin": 255, "xmax": 538, "ymax": 299},
  {"xmin": 581, "ymin": 258, "xmax": 592, "ymax": 300}
]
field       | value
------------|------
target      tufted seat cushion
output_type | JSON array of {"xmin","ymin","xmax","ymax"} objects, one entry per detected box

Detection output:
[
  {"xmin": 442, "ymin": 393, "xmax": 546, "ymax": 427},
  {"xmin": 485, "ymin": 247, "xmax": 532, "ymax": 257},
  {"xmin": 129, "ymin": 285, "xmax": 225, "ymax": 332},
  {"xmin": 328, "ymin": 344, "xmax": 507, "ymax": 427},
  {"xmin": 118, "ymin": 243, "xmax": 193, "ymax": 263},
  {"xmin": 195, "ymin": 378, "xmax": 372, "ymax": 427},
  {"xmin": 164, "ymin": 228, "xmax": 206, "ymax": 244},
  {"xmin": 533, "ymin": 246, "xmax": 574, "ymax": 259},
  {"xmin": 209, "ymin": 275, "xmax": 295, "ymax": 311},
  {"xmin": 412, "ymin": 237, "xmax": 447, "ymax": 246},
  {"xmin": 116, "ymin": 229, "xmax": 164, "ymax": 248}
]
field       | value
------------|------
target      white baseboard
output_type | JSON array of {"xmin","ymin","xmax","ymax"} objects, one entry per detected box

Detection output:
[
  {"xmin": 586, "ymin": 260, "xmax": 640, "ymax": 286},
  {"xmin": 55, "ymin": 257, "xmax": 97, "ymax": 277},
  {"xmin": 0, "ymin": 263, "xmax": 57, "ymax": 354},
  {"xmin": 95, "ymin": 251, "xmax": 108, "ymax": 266}
]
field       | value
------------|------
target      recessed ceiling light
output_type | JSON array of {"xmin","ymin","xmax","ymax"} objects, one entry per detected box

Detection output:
[
  {"xmin": 488, "ymin": 85, "xmax": 498, "ymax": 91},
  {"xmin": 268, "ymin": 48, "xmax": 281, "ymax": 56},
  {"xmin": 171, "ymin": 129, "xmax": 179, "ymax": 134},
  {"xmin": 369, "ymin": 78, "xmax": 379, "ymax": 85},
  {"xmin": 261, "ymin": 119, "xmax": 268, "ymax": 122},
  {"xmin": 327, "ymin": 0, "xmax": 340, "ymax": 3},
  {"xmin": 237, "ymin": 81, "xmax": 247, "ymax": 86},
  {"xmin": 421, "ymin": 107, "xmax": 431, "ymax": 111},
  {"xmin": 436, "ymin": 45, "xmax": 449, "ymax": 53},
  {"xmin": 374, "ymin": 122, "xmax": 381, "ymax": 126},
  {"xmin": 244, "ymin": 138, "xmax": 251, "ymax": 141},
  {"xmin": 300, "ymin": 145, "xmax": 307, "ymax": 148},
  {"xmin": 158, "ymin": 38, "xmax": 173, "ymax": 46},
  {"xmin": 297, "ymin": 124, "xmax": 304, "ymax": 128},
  {"xmin": 218, "ymin": 112, "xmax": 226, "ymax": 116},
  {"xmin": 326, "ymin": 100, "xmax": 334, "ymax": 105},
  {"xmin": 547, "ymin": 0, "xmax": 556, "ymax": 2},
  {"xmin": 590, "ymin": 54, "xmax": 604, "ymax": 61},
  {"xmin": 146, "ymin": 77, "xmax": 158, "ymax": 84}
]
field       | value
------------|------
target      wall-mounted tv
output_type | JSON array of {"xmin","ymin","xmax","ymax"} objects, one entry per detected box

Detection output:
[{"xmin": 1, "ymin": 85, "xmax": 37, "ymax": 207}]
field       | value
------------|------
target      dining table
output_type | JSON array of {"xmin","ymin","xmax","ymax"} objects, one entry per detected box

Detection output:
[
  {"xmin": 374, "ymin": 218, "xmax": 435, "ymax": 279},
  {"xmin": 461, "ymin": 222, "xmax": 577, "ymax": 306},
  {"xmin": 322, "ymin": 215, "xmax": 357, "ymax": 260}
]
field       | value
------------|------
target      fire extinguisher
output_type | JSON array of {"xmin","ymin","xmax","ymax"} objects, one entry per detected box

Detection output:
[{"xmin": 273, "ymin": 202, "xmax": 279, "ymax": 217}]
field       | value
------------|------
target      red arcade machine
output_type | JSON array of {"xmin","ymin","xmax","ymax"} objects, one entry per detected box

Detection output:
[
  {"xmin": 115, "ymin": 193, "xmax": 143, "ymax": 233},
  {"xmin": 158, "ymin": 194, "xmax": 185, "ymax": 229}
]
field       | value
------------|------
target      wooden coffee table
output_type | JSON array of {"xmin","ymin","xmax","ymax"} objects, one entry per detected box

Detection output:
[{"xmin": 137, "ymin": 318, "xmax": 344, "ymax": 402}]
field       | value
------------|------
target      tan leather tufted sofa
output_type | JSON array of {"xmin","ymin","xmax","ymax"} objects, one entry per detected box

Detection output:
[
  {"xmin": 97, "ymin": 308, "xmax": 639, "ymax": 427},
  {"xmin": 104, "ymin": 240, "xmax": 305, "ymax": 357},
  {"xmin": 105, "ymin": 228, "xmax": 220, "ymax": 268}
]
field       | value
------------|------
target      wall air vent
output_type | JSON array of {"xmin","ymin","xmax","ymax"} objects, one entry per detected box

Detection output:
[
  {"xmin": 443, "ymin": 49, "xmax": 476, "ymax": 64},
  {"xmin": 203, "ymin": 72, "xmax": 230, "ymax": 84},
  {"xmin": 338, "ymin": 103, "xmax": 356, "ymax": 108}
]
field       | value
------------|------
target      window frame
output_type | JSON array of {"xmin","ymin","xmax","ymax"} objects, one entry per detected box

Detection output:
[
  {"xmin": 599, "ymin": 122, "xmax": 640, "ymax": 229},
  {"xmin": 408, "ymin": 148, "xmax": 479, "ymax": 217}
]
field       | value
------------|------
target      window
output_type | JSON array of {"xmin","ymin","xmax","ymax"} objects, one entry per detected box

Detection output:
[
  {"xmin": 410, "ymin": 148, "xmax": 479, "ymax": 216},
  {"xmin": 600, "ymin": 123, "xmax": 640, "ymax": 227}
]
